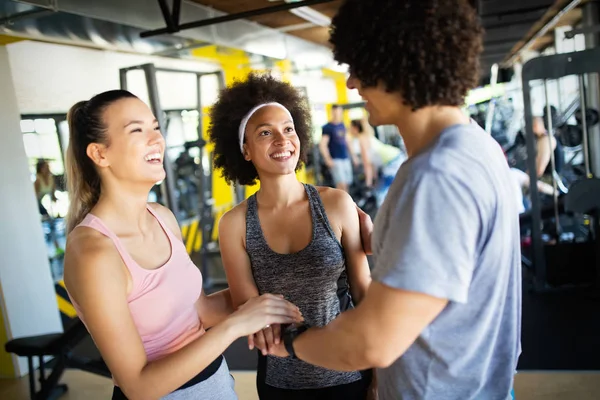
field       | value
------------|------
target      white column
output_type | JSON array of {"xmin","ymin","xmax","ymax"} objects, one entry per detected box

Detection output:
[{"xmin": 0, "ymin": 45, "xmax": 63, "ymax": 378}]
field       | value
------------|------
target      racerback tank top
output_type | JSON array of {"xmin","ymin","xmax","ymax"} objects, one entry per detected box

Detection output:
[
  {"xmin": 68, "ymin": 206, "xmax": 205, "ymax": 363},
  {"xmin": 246, "ymin": 183, "xmax": 362, "ymax": 390}
]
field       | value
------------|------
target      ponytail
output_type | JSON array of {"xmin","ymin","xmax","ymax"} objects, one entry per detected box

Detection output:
[
  {"xmin": 351, "ymin": 119, "xmax": 364, "ymax": 134},
  {"xmin": 65, "ymin": 90, "xmax": 137, "ymax": 233}
]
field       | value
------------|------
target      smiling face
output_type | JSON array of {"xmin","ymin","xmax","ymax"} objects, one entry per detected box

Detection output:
[
  {"xmin": 242, "ymin": 105, "xmax": 300, "ymax": 179},
  {"xmin": 87, "ymin": 97, "xmax": 166, "ymax": 185}
]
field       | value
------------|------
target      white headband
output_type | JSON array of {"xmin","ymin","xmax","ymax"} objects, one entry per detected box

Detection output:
[{"xmin": 238, "ymin": 102, "xmax": 293, "ymax": 153}]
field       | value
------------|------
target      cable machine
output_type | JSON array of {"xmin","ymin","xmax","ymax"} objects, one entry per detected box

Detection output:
[
  {"xmin": 119, "ymin": 63, "xmax": 227, "ymax": 288},
  {"xmin": 521, "ymin": 47, "xmax": 600, "ymax": 293}
]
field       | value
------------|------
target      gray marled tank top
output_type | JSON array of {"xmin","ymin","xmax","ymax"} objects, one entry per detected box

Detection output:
[{"xmin": 246, "ymin": 183, "xmax": 362, "ymax": 390}]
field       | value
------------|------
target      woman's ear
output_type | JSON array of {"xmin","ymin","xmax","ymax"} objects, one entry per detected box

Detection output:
[
  {"xmin": 86, "ymin": 143, "xmax": 110, "ymax": 168},
  {"xmin": 243, "ymin": 144, "xmax": 252, "ymax": 162}
]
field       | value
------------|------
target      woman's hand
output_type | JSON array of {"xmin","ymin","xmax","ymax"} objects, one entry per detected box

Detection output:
[
  {"xmin": 226, "ymin": 294, "xmax": 303, "ymax": 339},
  {"xmin": 248, "ymin": 324, "xmax": 282, "ymax": 355}
]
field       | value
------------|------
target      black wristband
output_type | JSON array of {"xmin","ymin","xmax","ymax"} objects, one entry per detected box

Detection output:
[{"xmin": 283, "ymin": 324, "xmax": 309, "ymax": 360}]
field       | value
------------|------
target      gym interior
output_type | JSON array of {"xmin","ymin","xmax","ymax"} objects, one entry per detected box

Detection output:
[{"xmin": 0, "ymin": 0, "xmax": 599, "ymax": 399}]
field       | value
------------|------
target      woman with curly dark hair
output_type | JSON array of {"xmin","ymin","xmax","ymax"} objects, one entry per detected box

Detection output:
[
  {"xmin": 209, "ymin": 72, "xmax": 373, "ymax": 399},
  {"xmin": 268, "ymin": 1, "xmax": 522, "ymax": 400}
]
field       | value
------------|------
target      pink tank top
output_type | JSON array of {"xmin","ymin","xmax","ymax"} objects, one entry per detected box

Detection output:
[{"xmin": 69, "ymin": 206, "xmax": 205, "ymax": 362}]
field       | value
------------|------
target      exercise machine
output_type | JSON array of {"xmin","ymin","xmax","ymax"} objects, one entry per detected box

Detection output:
[
  {"xmin": 119, "ymin": 64, "xmax": 227, "ymax": 289},
  {"xmin": 4, "ymin": 318, "xmax": 110, "ymax": 400},
  {"xmin": 521, "ymin": 46, "xmax": 600, "ymax": 293}
]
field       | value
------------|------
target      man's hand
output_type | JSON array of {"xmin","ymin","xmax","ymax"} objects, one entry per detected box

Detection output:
[
  {"xmin": 267, "ymin": 340, "xmax": 290, "ymax": 358},
  {"xmin": 356, "ymin": 205, "xmax": 373, "ymax": 255}
]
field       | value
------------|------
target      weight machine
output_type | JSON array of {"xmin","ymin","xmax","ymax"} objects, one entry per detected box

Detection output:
[
  {"xmin": 522, "ymin": 47, "xmax": 600, "ymax": 293},
  {"xmin": 119, "ymin": 63, "xmax": 228, "ymax": 289}
]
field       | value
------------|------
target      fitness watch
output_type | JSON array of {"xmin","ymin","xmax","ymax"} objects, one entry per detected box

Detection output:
[{"xmin": 282, "ymin": 323, "xmax": 309, "ymax": 360}]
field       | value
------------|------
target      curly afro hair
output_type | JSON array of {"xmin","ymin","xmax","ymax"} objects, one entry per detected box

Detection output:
[
  {"xmin": 208, "ymin": 72, "xmax": 312, "ymax": 186},
  {"xmin": 329, "ymin": 0, "xmax": 484, "ymax": 111}
]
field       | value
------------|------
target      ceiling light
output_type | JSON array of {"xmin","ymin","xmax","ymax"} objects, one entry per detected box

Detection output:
[
  {"xmin": 268, "ymin": 0, "xmax": 331, "ymax": 27},
  {"xmin": 290, "ymin": 6, "xmax": 331, "ymax": 27}
]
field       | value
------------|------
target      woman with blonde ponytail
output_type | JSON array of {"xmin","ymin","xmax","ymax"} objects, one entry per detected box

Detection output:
[{"xmin": 63, "ymin": 90, "xmax": 303, "ymax": 400}]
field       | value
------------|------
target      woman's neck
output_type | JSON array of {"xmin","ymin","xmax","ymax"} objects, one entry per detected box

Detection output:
[
  {"xmin": 92, "ymin": 184, "xmax": 154, "ymax": 235},
  {"xmin": 255, "ymin": 174, "xmax": 305, "ymax": 209}
]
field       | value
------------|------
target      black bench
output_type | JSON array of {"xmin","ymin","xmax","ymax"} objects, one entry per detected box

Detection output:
[
  {"xmin": 4, "ymin": 318, "xmax": 111, "ymax": 400},
  {"xmin": 564, "ymin": 178, "xmax": 600, "ymax": 289}
]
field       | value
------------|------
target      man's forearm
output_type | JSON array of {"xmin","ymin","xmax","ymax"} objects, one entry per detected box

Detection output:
[
  {"xmin": 293, "ymin": 308, "xmax": 374, "ymax": 371},
  {"xmin": 537, "ymin": 181, "xmax": 555, "ymax": 195}
]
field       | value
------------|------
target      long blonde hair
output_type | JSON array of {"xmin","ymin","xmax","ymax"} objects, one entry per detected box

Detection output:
[{"xmin": 65, "ymin": 90, "xmax": 137, "ymax": 233}]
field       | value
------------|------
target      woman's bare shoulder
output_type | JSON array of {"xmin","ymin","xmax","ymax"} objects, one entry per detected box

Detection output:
[
  {"xmin": 66, "ymin": 226, "xmax": 112, "ymax": 257},
  {"xmin": 64, "ymin": 227, "xmax": 122, "ymax": 286},
  {"xmin": 314, "ymin": 186, "xmax": 355, "ymax": 216},
  {"xmin": 219, "ymin": 200, "xmax": 249, "ymax": 233},
  {"xmin": 315, "ymin": 185, "xmax": 352, "ymax": 202},
  {"xmin": 223, "ymin": 199, "xmax": 248, "ymax": 219}
]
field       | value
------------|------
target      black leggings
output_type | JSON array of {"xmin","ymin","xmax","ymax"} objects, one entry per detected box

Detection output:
[
  {"xmin": 256, "ymin": 355, "xmax": 372, "ymax": 400},
  {"xmin": 257, "ymin": 376, "xmax": 370, "ymax": 400}
]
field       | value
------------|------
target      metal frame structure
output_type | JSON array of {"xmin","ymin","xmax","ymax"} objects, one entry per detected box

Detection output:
[
  {"xmin": 339, "ymin": 102, "xmax": 366, "ymax": 110},
  {"xmin": 504, "ymin": 0, "xmax": 583, "ymax": 66},
  {"xmin": 140, "ymin": 0, "xmax": 335, "ymax": 38},
  {"xmin": 522, "ymin": 46, "xmax": 600, "ymax": 291},
  {"xmin": 21, "ymin": 113, "xmax": 68, "ymax": 163},
  {"xmin": 0, "ymin": 7, "xmax": 54, "ymax": 27},
  {"xmin": 119, "ymin": 63, "xmax": 226, "ymax": 287}
]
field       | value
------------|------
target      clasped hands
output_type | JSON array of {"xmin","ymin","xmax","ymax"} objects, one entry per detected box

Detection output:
[
  {"xmin": 248, "ymin": 322, "xmax": 379, "ymax": 400},
  {"xmin": 248, "ymin": 323, "xmax": 291, "ymax": 358},
  {"xmin": 247, "ymin": 206, "xmax": 373, "ymax": 358}
]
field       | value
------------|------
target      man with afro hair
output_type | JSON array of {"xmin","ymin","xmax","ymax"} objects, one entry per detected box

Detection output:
[{"xmin": 273, "ymin": 1, "xmax": 522, "ymax": 399}]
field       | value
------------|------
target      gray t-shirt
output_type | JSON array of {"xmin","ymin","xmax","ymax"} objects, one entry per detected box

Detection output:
[{"xmin": 372, "ymin": 122, "xmax": 522, "ymax": 400}]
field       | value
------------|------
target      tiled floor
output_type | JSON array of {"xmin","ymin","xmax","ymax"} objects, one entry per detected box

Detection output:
[{"xmin": 1, "ymin": 369, "xmax": 600, "ymax": 399}]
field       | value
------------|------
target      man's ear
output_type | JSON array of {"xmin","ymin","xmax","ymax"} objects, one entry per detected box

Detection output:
[{"xmin": 86, "ymin": 143, "xmax": 110, "ymax": 168}]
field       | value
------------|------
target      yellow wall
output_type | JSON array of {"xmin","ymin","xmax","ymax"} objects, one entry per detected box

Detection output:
[
  {"xmin": 0, "ymin": 35, "xmax": 24, "ymax": 45},
  {"xmin": 191, "ymin": 46, "xmax": 254, "ymax": 236},
  {"xmin": 322, "ymin": 68, "xmax": 351, "ymax": 126},
  {"xmin": 274, "ymin": 59, "xmax": 292, "ymax": 82}
]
